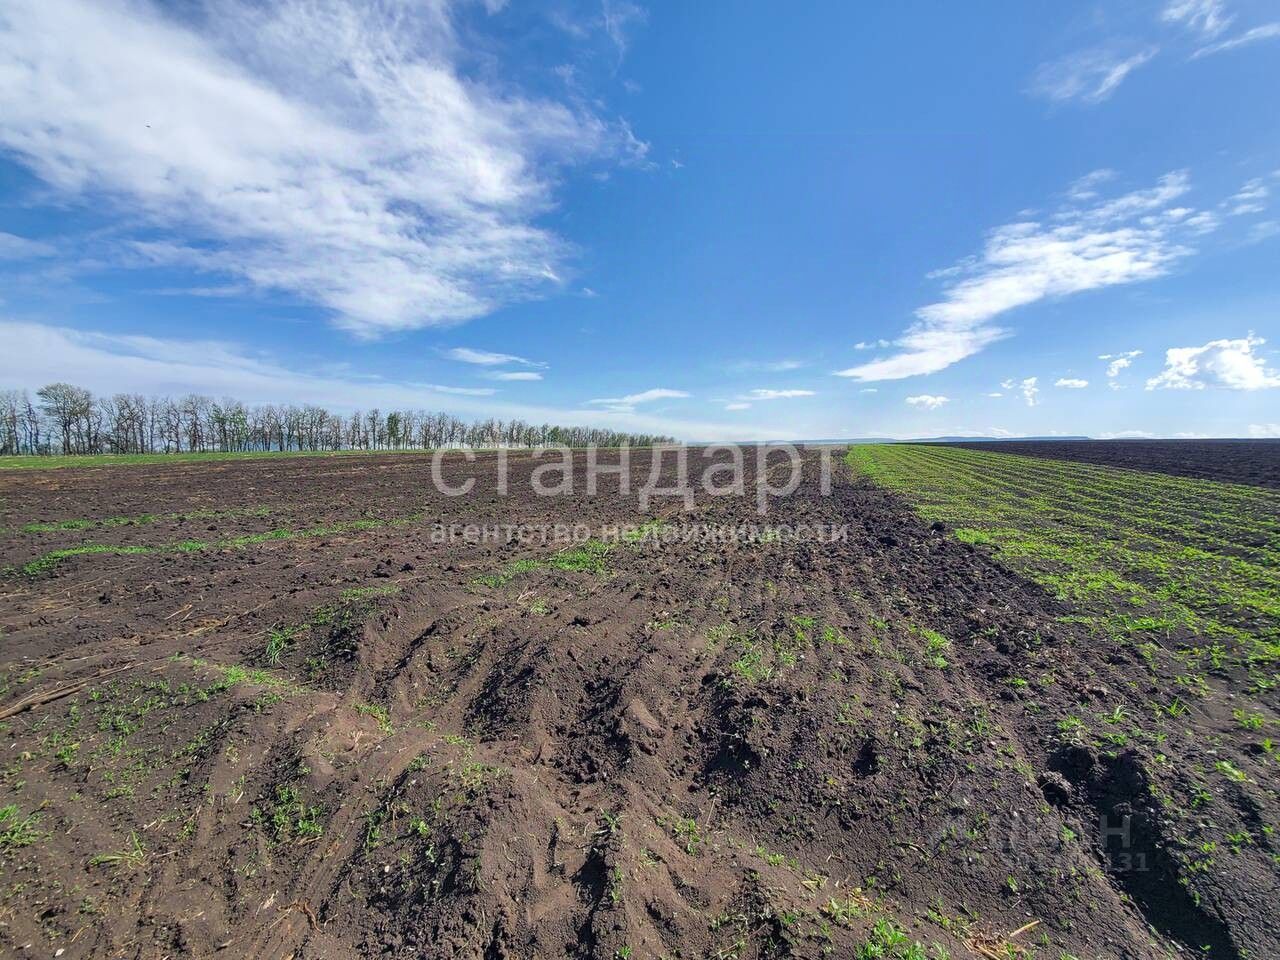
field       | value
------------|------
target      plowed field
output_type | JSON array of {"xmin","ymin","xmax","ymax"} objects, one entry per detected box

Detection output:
[{"xmin": 1, "ymin": 446, "xmax": 1276, "ymax": 959}]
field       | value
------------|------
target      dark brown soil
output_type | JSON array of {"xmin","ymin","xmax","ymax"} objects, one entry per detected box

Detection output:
[
  {"xmin": 0, "ymin": 450, "xmax": 1275, "ymax": 959},
  {"xmin": 939, "ymin": 439, "xmax": 1280, "ymax": 489}
]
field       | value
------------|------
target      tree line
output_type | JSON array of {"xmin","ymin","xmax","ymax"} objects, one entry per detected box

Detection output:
[{"xmin": 0, "ymin": 383, "xmax": 675, "ymax": 456}]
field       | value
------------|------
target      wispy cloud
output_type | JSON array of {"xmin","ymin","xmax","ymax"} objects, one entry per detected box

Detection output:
[
  {"xmin": 443, "ymin": 347, "xmax": 545, "ymax": 367},
  {"xmin": 1248, "ymin": 220, "xmax": 1280, "ymax": 244},
  {"xmin": 487, "ymin": 371, "xmax": 543, "ymax": 381},
  {"xmin": 0, "ymin": 232, "xmax": 56, "ymax": 260},
  {"xmin": 146, "ymin": 284, "xmax": 251, "ymax": 298},
  {"xmin": 587, "ymin": 387, "xmax": 689, "ymax": 412},
  {"xmin": 1067, "ymin": 169, "xmax": 1117, "ymax": 201},
  {"xmin": 1098, "ymin": 429, "xmax": 1158, "ymax": 439},
  {"xmin": 1030, "ymin": 47, "xmax": 1158, "ymax": 104},
  {"xmin": 1225, "ymin": 178, "xmax": 1269, "ymax": 216},
  {"xmin": 1158, "ymin": 2, "xmax": 1276, "ymax": 60},
  {"xmin": 601, "ymin": 0, "xmax": 647, "ymax": 61},
  {"xmin": 1100, "ymin": 349, "xmax": 1143, "ymax": 387},
  {"xmin": 1163, "ymin": 0, "xmax": 1233, "ymax": 37},
  {"xmin": 740, "ymin": 388, "xmax": 815, "ymax": 401},
  {"xmin": 1055, "ymin": 378, "xmax": 1089, "ymax": 388},
  {"xmin": 729, "ymin": 358, "xmax": 805, "ymax": 373},
  {"xmin": 1146, "ymin": 333, "xmax": 1280, "ymax": 390},
  {"xmin": 905, "ymin": 395, "xmax": 949, "ymax": 410},
  {"xmin": 835, "ymin": 171, "xmax": 1210, "ymax": 382},
  {"xmin": 0, "ymin": 0, "xmax": 644, "ymax": 337},
  {"xmin": 1192, "ymin": 22, "xmax": 1280, "ymax": 57},
  {"xmin": 423, "ymin": 384, "xmax": 497, "ymax": 396}
]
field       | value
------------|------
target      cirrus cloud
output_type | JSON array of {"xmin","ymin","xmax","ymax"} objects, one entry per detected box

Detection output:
[
  {"xmin": 835, "ymin": 171, "xmax": 1211, "ymax": 383},
  {"xmin": 1030, "ymin": 47, "xmax": 1158, "ymax": 104},
  {"xmin": 0, "ymin": 0, "xmax": 644, "ymax": 338},
  {"xmin": 1163, "ymin": 0, "xmax": 1233, "ymax": 37},
  {"xmin": 587, "ymin": 388, "xmax": 690, "ymax": 413},
  {"xmin": 444, "ymin": 347, "xmax": 545, "ymax": 367},
  {"xmin": 1192, "ymin": 22, "xmax": 1280, "ymax": 58},
  {"xmin": 0, "ymin": 231, "xmax": 56, "ymax": 260},
  {"xmin": 741, "ymin": 388, "xmax": 816, "ymax": 401}
]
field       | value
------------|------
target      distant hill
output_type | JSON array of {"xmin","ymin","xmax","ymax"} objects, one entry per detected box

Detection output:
[{"xmin": 913, "ymin": 435, "xmax": 1091, "ymax": 443}]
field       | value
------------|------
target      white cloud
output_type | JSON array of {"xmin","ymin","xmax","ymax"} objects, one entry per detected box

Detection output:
[
  {"xmin": 0, "ymin": 0, "xmax": 644, "ymax": 337},
  {"xmin": 1098, "ymin": 429, "xmax": 1158, "ymax": 439},
  {"xmin": 1226, "ymin": 178, "xmax": 1269, "ymax": 216},
  {"xmin": 487, "ymin": 371, "xmax": 542, "ymax": 381},
  {"xmin": 423, "ymin": 384, "xmax": 496, "ymax": 396},
  {"xmin": 730, "ymin": 359, "xmax": 804, "ymax": 372},
  {"xmin": 854, "ymin": 339, "xmax": 891, "ymax": 350},
  {"xmin": 1055, "ymin": 378, "xmax": 1089, "ymax": 388},
  {"xmin": 1192, "ymin": 22, "xmax": 1280, "ymax": 57},
  {"xmin": 1099, "ymin": 349, "xmax": 1143, "ymax": 384},
  {"xmin": 1182, "ymin": 210, "xmax": 1219, "ymax": 234},
  {"xmin": 1078, "ymin": 170, "xmax": 1193, "ymax": 222},
  {"xmin": 1248, "ymin": 220, "xmax": 1280, "ymax": 244},
  {"xmin": 148, "ymin": 284, "xmax": 249, "ymax": 298},
  {"xmin": 835, "ymin": 172, "xmax": 1205, "ymax": 383},
  {"xmin": 601, "ymin": 0, "xmax": 646, "ymax": 60},
  {"xmin": 587, "ymin": 388, "xmax": 690, "ymax": 412},
  {"xmin": 742, "ymin": 388, "xmax": 816, "ymax": 400},
  {"xmin": 986, "ymin": 392, "xmax": 1004, "ymax": 398},
  {"xmin": 724, "ymin": 402, "xmax": 751, "ymax": 411},
  {"xmin": 1248, "ymin": 423, "xmax": 1280, "ymax": 438},
  {"xmin": 1067, "ymin": 169, "xmax": 1117, "ymax": 201},
  {"xmin": 1021, "ymin": 377, "xmax": 1040, "ymax": 407},
  {"xmin": 859, "ymin": 387, "xmax": 878, "ymax": 394},
  {"xmin": 0, "ymin": 319, "xmax": 797, "ymax": 441},
  {"xmin": 0, "ymin": 232, "xmax": 56, "ymax": 260},
  {"xmin": 835, "ymin": 325, "xmax": 1005, "ymax": 381},
  {"xmin": 1031, "ymin": 47, "xmax": 1158, "ymax": 104},
  {"xmin": 444, "ymin": 347, "xmax": 545, "ymax": 367},
  {"xmin": 1146, "ymin": 334, "xmax": 1280, "ymax": 390},
  {"xmin": 905, "ymin": 395, "xmax": 950, "ymax": 410},
  {"xmin": 1163, "ymin": 0, "xmax": 1233, "ymax": 37}
]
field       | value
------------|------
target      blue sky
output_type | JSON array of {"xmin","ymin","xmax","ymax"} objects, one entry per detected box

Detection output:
[{"xmin": 0, "ymin": 0, "xmax": 1277, "ymax": 441}]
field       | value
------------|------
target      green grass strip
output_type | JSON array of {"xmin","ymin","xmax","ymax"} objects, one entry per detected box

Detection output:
[
  {"xmin": 19, "ymin": 505, "xmax": 271, "ymax": 534},
  {"xmin": 16, "ymin": 512, "xmax": 425, "ymax": 576},
  {"xmin": 471, "ymin": 539, "xmax": 612, "ymax": 587},
  {"xmin": 848, "ymin": 444, "xmax": 1280, "ymax": 670},
  {"xmin": 0, "ymin": 449, "xmax": 441, "ymax": 470}
]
